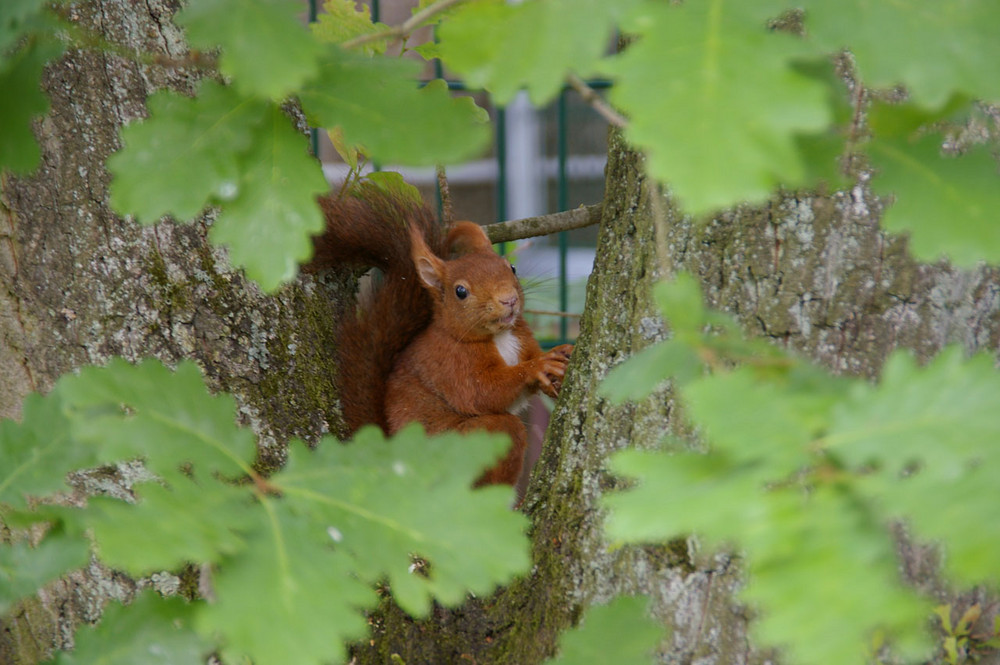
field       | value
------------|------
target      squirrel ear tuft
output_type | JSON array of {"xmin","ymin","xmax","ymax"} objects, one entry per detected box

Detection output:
[{"xmin": 446, "ymin": 222, "xmax": 494, "ymax": 257}]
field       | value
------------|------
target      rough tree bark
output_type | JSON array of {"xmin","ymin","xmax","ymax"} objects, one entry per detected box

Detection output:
[
  {"xmin": 0, "ymin": 2, "xmax": 355, "ymax": 662},
  {"xmin": 3, "ymin": 1, "xmax": 999, "ymax": 664}
]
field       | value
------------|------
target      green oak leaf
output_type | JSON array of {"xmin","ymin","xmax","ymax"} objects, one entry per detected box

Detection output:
[
  {"xmin": 866, "ymin": 117, "xmax": 1000, "ymax": 266},
  {"xmin": 436, "ymin": 0, "xmax": 636, "ymax": 106},
  {"xmin": 831, "ymin": 348, "xmax": 1000, "ymax": 480},
  {"xmin": 275, "ymin": 426, "xmax": 531, "ymax": 617},
  {"xmin": 597, "ymin": 274, "xmax": 708, "ymax": 403},
  {"xmin": 830, "ymin": 347, "xmax": 1000, "ymax": 585},
  {"xmin": 84, "ymin": 480, "xmax": 254, "ymax": 576},
  {"xmin": 0, "ymin": 528, "xmax": 90, "ymax": 614},
  {"xmin": 0, "ymin": 0, "xmax": 47, "ymax": 53},
  {"xmin": 57, "ymin": 358, "xmax": 256, "ymax": 484},
  {"xmin": 605, "ymin": 456, "xmax": 931, "ymax": 665},
  {"xmin": 107, "ymin": 81, "xmax": 266, "ymax": 224},
  {"xmin": 739, "ymin": 486, "xmax": 931, "ymax": 665},
  {"xmin": 52, "ymin": 592, "xmax": 212, "ymax": 665},
  {"xmin": 0, "ymin": 40, "xmax": 61, "ymax": 174},
  {"xmin": 299, "ymin": 48, "xmax": 490, "ymax": 166},
  {"xmin": 0, "ymin": 392, "xmax": 82, "ymax": 510},
  {"xmin": 682, "ymin": 365, "xmax": 840, "ymax": 476},
  {"xmin": 651, "ymin": 273, "xmax": 706, "ymax": 335},
  {"xmin": 598, "ymin": 338, "xmax": 701, "ymax": 404},
  {"xmin": 209, "ymin": 104, "xmax": 329, "ymax": 292},
  {"xmin": 606, "ymin": 0, "xmax": 832, "ymax": 215},
  {"xmin": 547, "ymin": 596, "xmax": 664, "ymax": 665},
  {"xmin": 364, "ymin": 170, "xmax": 423, "ymax": 206},
  {"xmin": 197, "ymin": 505, "xmax": 374, "ymax": 665},
  {"xmin": 312, "ymin": 0, "xmax": 389, "ymax": 54},
  {"xmin": 802, "ymin": 0, "xmax": 1000, "ymax": 109},
  {"xmin": 175, "ymin": 0, "xmax": 323, "ymax": 100}
]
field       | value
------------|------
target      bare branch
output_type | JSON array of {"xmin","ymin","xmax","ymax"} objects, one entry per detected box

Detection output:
[
  {"xmin": 483, "ymin": 203, "xmax": 603, "ymax": 244},
  {"xmin": 342, "ymin": 0, "xmax": 468, "ymax": 50},
  {"xmin": 524, "ymin": 309, "xmax": 582, "ymax": 319},
  {"xmin": 436, "ymin": 165, "xmax": 454, "ymax": 224},
  {"xmin": 566, "ymin": 74, "xmax": 628, "ymax": 128}
]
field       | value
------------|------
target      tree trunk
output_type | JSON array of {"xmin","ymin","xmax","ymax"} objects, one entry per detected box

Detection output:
[
  {"xmin": 354, "ymin": 129, "xmax": 1000, "ymax": 663},
  {"xmin": 0, "ymin": 2, "xmax": 353, "ymax": 662},
  {"xmin": 3, "ymin": 2, "xmax": 999, "ymax": 664}
]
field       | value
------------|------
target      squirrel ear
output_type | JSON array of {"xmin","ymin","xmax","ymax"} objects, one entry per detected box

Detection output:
[
  {"xmin": 409, "ymin": 225, "xmax": 445, "ymax": 291},
  {"xmin": 446, "ymin": 221, "xmax": 494, "ymax": 257}
]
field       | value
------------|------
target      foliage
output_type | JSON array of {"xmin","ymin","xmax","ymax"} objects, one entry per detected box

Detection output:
[
  {"xmin": 934, "ymin": 603, "xmax": 1000, "ymax": 664},
  {"xmin": 0, "ymin": 359, "xmax": 529, "ymax": 665},
  {"xmin": 4, "ymin": 0, "xmax": 1000, "ymax": 273},
  {"xmin": 432, "ymin": 0, "xmax": 1000, "ymax": 267},
  {"xmin": 546, "ymin": 595, "xmax": 665, "ymax": 665},
  {"xmin": 600, "ymin": 274, "xmax": 1000, "ymax": 665},
  {"xmin": 1, "ymin": 1, "xmax": 999, "ymax": 664}
]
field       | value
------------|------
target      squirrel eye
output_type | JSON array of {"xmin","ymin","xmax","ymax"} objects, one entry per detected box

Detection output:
[
  {"xmin": 510, "ymin": 263, "xmax": 517, "ymax": 275},
  {"xmin": 455, "ymin": 284, "xmax": 468, "ymax": 300}
]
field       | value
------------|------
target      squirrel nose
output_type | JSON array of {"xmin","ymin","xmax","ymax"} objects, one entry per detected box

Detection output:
[{"xmin": 500, "ymin": 293, "xmax": 518, "ymax": 309}]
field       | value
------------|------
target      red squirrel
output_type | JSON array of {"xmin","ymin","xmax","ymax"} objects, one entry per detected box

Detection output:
[{"xmin": 307, "ymin": 183, "xmax": 573, "ymax": 486}]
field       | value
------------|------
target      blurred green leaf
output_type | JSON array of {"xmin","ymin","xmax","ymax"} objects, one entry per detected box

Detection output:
[
  {"xmin": 0, "ymin": 528, "xmax": 89, "ymax": 614},
  {"xmin": 300, "ymin": 48, "xmax": 490, "ymax": 165},
  {"xmin": 85, "ymin": 481, "xmax": 254, "ymax": 576},
  {"xmin": 0, "ymin": 392, "xmax": 82, "ymax": 510},
  {"xmin": 605, "ymin": 455, "xmax": 931, "ymax": 665},
  {"xmin": 598, "ymin": 339, "xmax": 701, "ymax": 403},
  {"xmin": 607, "ymin": 1, "xmax": 832, "ymax": 215},
  {"xmin": 547, "ymin": 595, "xmax": 664, "ymax": 665},
  {"xmin": 0, "ymin": 0, "xmax": 48, "ymax": 53},
  {"xmin": 866, "ymin": 114, "xmax": 1000, "ymax": 266},
  {"xmin": 51, "ymin": 592, "xmax": 212, "ymax": 665},
  {"xmin": 436, "ymin": 0, "xmax": 635, "ymax": 105},
  {"xmin": 175, "ymin": 0, "xmax": 323, "ymax": 100},
  {"xmin": 683, "ymin": 365, "xmax": 836, "ymax": 475},
  {"xmin": 652, "ymin": 273, "xmax": 710, "ymax": 335},
  {"xmin": 831, "ymin": 348, "xmax": 1000, "ymax": 585},
  {"xmin": 0, "ymin": 39, "xmax": 61, "ymax": 173},
  {"xmin": 312, "ymin": 0, "xmax": 388, "ymax": 54},
  {"xmin": 801, "ymin": 0, "xmax": 1000, "ymax": 108},
  {"xmin": 107, "ymin": 82, "xmax": 266, "ymax": 224},
  {"xmin": 209, "ymin": 104, "xmax": 329, "ymax": 292},
  {"xmin": 198, "ymin": 505, "xmax": 373, "ymax": 665},
  {"xmin": 58, "ymin": 358, "xmax": 256, "ymax": 484},
  {"xmin": 364, "ymin": 171, "xmax": 423, "ymax": 206}
]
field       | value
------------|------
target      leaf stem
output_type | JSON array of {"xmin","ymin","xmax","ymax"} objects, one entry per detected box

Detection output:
[
  {"xmin": 566, "ymin": 74, "xmax": 628, "ymax": 128},
  {"xmin": 342, "ymin": 0, "xmax": 469, "ymax": 50}
]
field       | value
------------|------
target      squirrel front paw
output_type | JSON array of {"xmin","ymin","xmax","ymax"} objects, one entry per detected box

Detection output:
[{"xmin": 534, "ymin": 344, "xmax": 574, "ymax": 398}]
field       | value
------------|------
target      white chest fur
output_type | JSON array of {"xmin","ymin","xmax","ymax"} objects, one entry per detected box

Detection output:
[
  {"xmin": 494, "ymin": 330, "xmax": 530, "ymax": 414},
  {"xmin": 493, "ymin": 329, "xmax": 521, "ymax": 366}
]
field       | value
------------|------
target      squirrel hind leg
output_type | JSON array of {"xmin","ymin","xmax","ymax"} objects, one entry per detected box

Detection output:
[{"xmin": 455, "ymin": 414, "xmax": 528, "ymax": 487}]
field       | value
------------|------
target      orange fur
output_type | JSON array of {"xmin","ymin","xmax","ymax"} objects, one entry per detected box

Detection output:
[{"xmin": 308, "ymin": 185, "xmax": 572, "ymax": 486}]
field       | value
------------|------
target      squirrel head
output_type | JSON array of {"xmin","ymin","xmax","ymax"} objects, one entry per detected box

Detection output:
[{"xmin": 410, "ymin": 222, "xmax": 523, "ymax": 341}]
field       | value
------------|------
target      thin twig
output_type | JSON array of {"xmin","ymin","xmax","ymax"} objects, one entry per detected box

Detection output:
[
  {"xmin": 483, "ymin": 203, "xmax": 603, "ymax": 244},
  {"xmin": 524, "ymin": 309, "xmax": 582, "ymax": 319},
  {"xmin": 436, "ymin": 165, "xmax": 454, "ymax": 224},
  {"xmin": 342, "ymin": 0, "xmax": 468, "ymax": 50},
  {"xmin": 566, "ymin": 74, "xmax": 628, "ymax": 128}
]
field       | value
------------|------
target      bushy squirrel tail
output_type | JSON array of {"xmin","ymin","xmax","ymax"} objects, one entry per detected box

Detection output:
[{"xmin": 307, "ymin": 183, "xmax": 445, "ymax": 434}]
